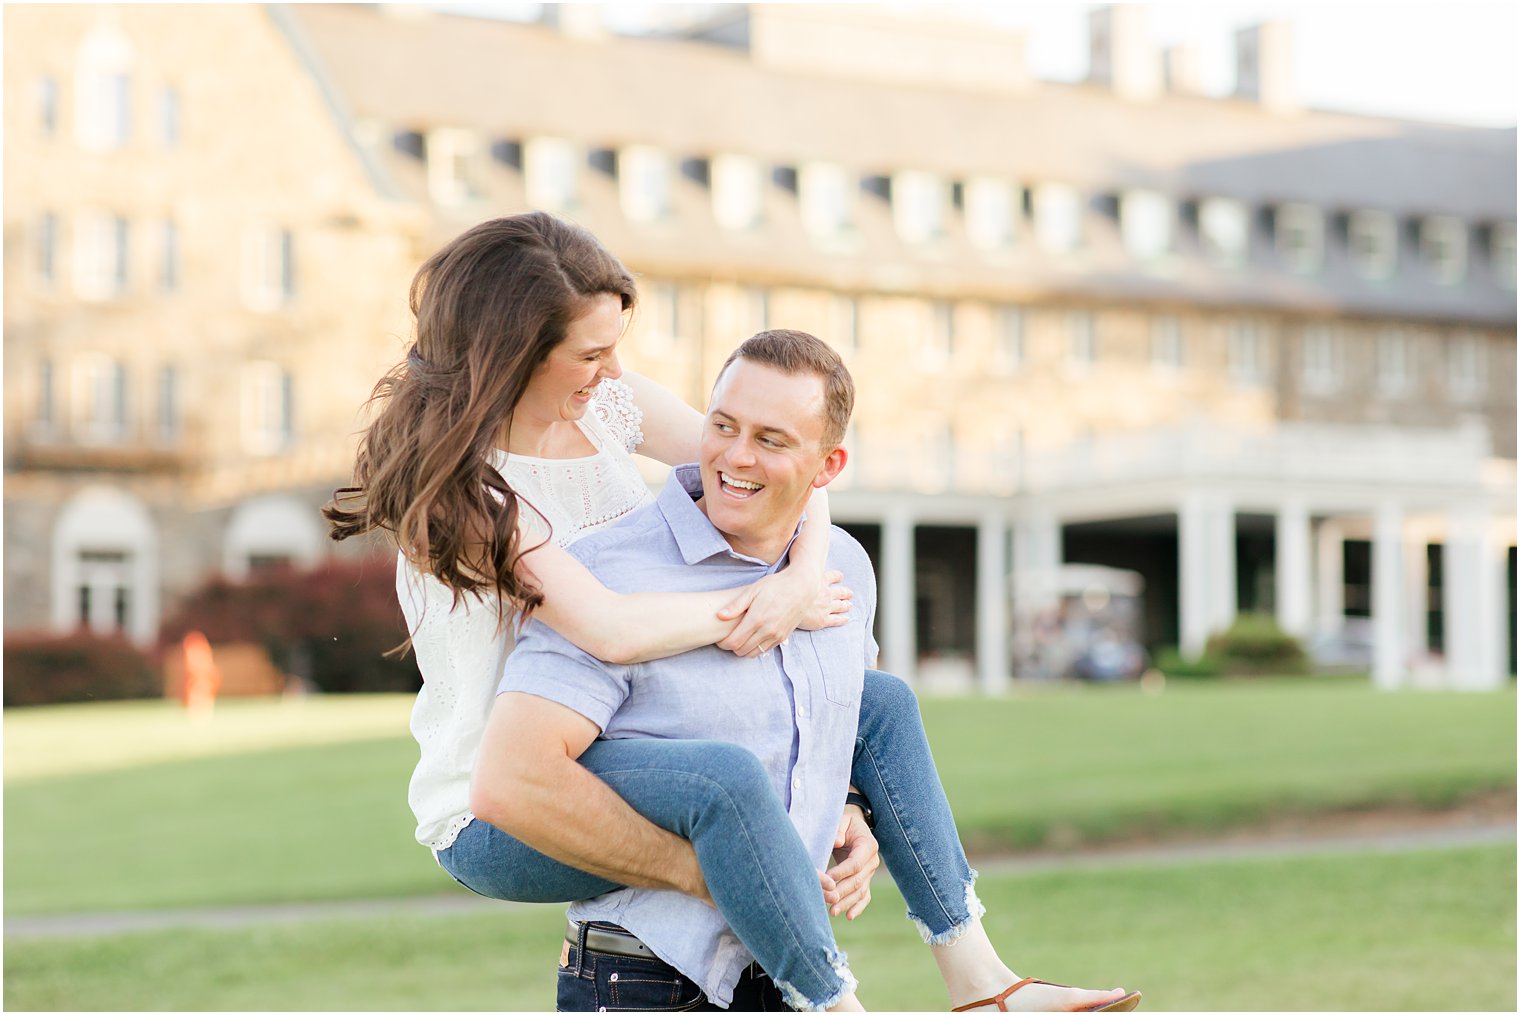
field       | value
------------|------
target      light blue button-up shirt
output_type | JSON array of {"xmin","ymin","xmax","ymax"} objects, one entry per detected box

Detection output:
[{"xmin": 499, "ymin": 465, "xmax": 878, "ymax": 1007}]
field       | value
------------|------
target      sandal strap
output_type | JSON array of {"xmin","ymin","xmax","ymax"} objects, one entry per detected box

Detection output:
[{"xmin": 950, "ymin": 977, "xmax": 1044, "ymax": 1012}]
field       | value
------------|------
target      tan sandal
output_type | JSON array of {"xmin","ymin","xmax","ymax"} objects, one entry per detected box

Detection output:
[{"xmin": 950, "ymin": 977, "xmax": 1142, "ymax": 1012}]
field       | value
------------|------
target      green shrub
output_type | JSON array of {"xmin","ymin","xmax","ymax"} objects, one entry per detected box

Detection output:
[
  {"xmin": 1205, "ymin": 613, "xmax": 1311, "ymax": 676},
  {"xmin": 1153, "ymin": 645, "xmax": 1223, "ymax": 678},
  {"xmin": 160, "ymin": 557, "xmax": 420, "ymax": 694},
  {"xmin": 3, "ymin": 632, "xmax": 161, "ymax": 707}
]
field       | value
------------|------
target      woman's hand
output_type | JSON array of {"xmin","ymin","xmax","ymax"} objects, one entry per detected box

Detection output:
[{"xmin": 716, "ymin": 568, "xmax": 851, "ymax": 657}]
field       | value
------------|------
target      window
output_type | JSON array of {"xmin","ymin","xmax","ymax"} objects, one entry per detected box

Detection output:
[
  {"xmin": 1227, "ymin": 319, "xmax": 1267, "ymax": 386},
  {"xmin": 1491, "ymin": 222, "xmax": 1516, "ymax": 289},
  {"xmin": 640, "ymin": 281, "xmax": 678, "ymax": 353},
  {"xmin": 160, "ymin": 219, "xmax": 178, "ymax": 292},
  {"xmin": 242, "ymin": 226, "xmax": 295, "ymax": 310},
  {"xmin": 242, "ymin": 362, "xmax": 294, "ymax": 454},
  {"xmin": 712, "ymin": 154, "xmax": 762, "ymax": 230},
  {"xmin": 38, "ymin": 212, "xmax": 58, "ymax": 286},
  {"xmin": 1446, "ymin": 332, "xmax": 1484, "ymax": 403},
  {"xmin": 74, "ymin": 355, "xmax": 129, "ymax": 442},
  {"xmin": 964, "ymin": 177, "xmax": 1017, "ymax": 251},
  {"xmin": 1066, "ymin": 311, "xmax": 1096, "ymax": 369},
  {"xmin": 799, "ymin": 162, "xmax": 853, "ymax": 238},
  {"xmin": 74, "ymin": 213, "xmax": 129, "ymax": 300},
  {"xmin": 158, "ymin": 86, "xmax": 180, "ymax": 148},
  {"xmin": 1199, "ymin": 198, "xmax": 1249, "ymax": 266},
  {"xmin": 1121, "ymin": 190, "xmax": 1172, "ymax": 260},
  {"xmin": 157, "ymin": 364, "xmax": 179, "ymax": 442},
  {"xmin": 893, "ymin": 170, "xmax": 945, "ymax": 244},
  {"xmin": 995, "ymin": 305, "xmax": 1024, "ymax": 372},
  {"xmin": 745, "ymin": 287, "xmax": 769, "ymax": 333},
  {"xmin": 1347, "ymin": 210, "xmax": 1396, "ymax": 280},
  {"xmin": 1276, "ymin": 204, "xmax": 1324, "ymax": 274},
  {"xmin": 619, "ymin": 145, "xmax": 672, "ymax": 223},
  {"xmin": 427, "ymin": 128, "xmax": 483, "ymax": 206},
  {"xmin": 924, "ymin": 301, "xmax": 954, "ymax": 365},
  {"xmin": 1421, "ymin": 217, "xmax": 1467, "ymax": 285},
  {"xmin": 1151, "ymin": 315, "xmax": 1183, "ymax": 372},
  {"xmin": 75, "ymin": 548, "xmax": 132, "ymax": 634},
  {"xmin": 75, "ymin": 24, "xmax": 134, "ymax": 151},
  {"xmin": 40, "ymin": 76, "xmax": 59, "ymax": 136},
  {"xmin": 1033, "ymin": 183, "xmax": 1082, "ymax": 253},
  {"xmin": 1300, "ymin": 325, "xmax": 1342, "ymax": 395},
  {"xmin": 1376, "ymin": 328, "xmax": 1414, "ymax": 397},
  {"xmin": 829, "ymin": 295, "xmax": 858, "ymax": 355},
  {"xmin": 523, "ymin": 136, "xmax": 580, "ymax": 212},
  {"xmin": 36, "ymin": 359, "xmax": 56, "ymax": 434}
]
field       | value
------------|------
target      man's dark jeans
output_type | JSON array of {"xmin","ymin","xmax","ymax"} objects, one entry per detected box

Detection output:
[{"xmin": 558, "ymin": 940, "xmax": 791, "ymax": 1012}]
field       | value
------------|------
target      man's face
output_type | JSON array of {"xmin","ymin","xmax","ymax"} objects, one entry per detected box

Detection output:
[{"xmin": 699, "ymin": 358, "xmax": 845, "ymax": 562}]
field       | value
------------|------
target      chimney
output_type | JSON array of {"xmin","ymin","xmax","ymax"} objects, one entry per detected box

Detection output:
[
  {"xmin": 542, "ymin": 3, "xmax": 608, "ymax": 42},
  {"xmin": 1234, "ymin": 21, "xmax": 1294, "ymax": 112},
  {"xmin": 1088, "ymin": 5, "xmax": 1161, "ymax": 101},
  {"xmin": 1163, "ymin": 42, "xmax": 1207, "ymax": 96}
]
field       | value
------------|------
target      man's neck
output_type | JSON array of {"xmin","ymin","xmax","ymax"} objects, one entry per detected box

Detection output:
[{"xmin": 693, "ymin": 497, "xmax": 798, "ymax": 566}]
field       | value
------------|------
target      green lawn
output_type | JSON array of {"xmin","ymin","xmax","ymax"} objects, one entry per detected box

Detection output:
[
  {"xmin": 4, "ymin": 681, "xmax": 1513, "ymax": 915},
  {"xmin": 6, "ymin": 843, "xmax": 1513, "ymax": 1011}
]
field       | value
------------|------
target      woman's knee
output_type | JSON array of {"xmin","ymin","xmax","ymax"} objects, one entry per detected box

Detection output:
[
  {"xmin": 663, "ymin": 739, "xmax": 771, "ymax": 799},
  {"xmin": 863, "ymin": 668, "xmax": 922, "ymax": 725}
]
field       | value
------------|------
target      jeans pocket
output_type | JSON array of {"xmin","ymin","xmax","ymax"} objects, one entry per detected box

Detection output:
[{"xmin": 599, "ymin": 960, "xmax": 705, "ymax": 1011}]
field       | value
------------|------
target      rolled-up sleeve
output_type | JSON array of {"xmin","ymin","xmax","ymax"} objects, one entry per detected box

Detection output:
[{"xmin": 499, "ymin": 620, "xmax": 630, "ymax": 732}]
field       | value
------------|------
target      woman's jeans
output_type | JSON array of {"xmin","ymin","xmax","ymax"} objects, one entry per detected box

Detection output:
[{"xmin": 438, "ymin": 669, "xmax": 980, "ymax": 1007}]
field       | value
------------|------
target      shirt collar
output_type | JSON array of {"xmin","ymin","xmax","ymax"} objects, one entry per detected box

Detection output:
[{"xmin": 658, "ymin": 464, "xmax": 802, "ymax": 569}]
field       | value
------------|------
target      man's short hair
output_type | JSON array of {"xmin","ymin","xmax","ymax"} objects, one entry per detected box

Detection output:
[{"xmin": 715, "ymin": 330, "xmax": 855, "ymax": 448}]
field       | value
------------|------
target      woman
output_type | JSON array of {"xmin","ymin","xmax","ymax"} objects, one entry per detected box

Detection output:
[{"xmin": 326, "ymin": 213, "xmax": 1137, "ymax": 1013}]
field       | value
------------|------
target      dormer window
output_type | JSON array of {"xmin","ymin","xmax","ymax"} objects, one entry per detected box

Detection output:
[
  {"xmin": 964, "ymin": 177, "xmax": 1017, "ymax": 251},
  {"xmin": 426, "ymin": 128, "xmax": 484, "ymax": 206},
  {"xmin": 799, "ymin": 162, "xmax": 854, "ymax": 238},
  {"xmin": 523, "ymin": 136, "xmax": 580, "ymax": 212},
  {"xmin": 1491, "ymin": 222, "xmax": 1515, "ymax": 289},
  {"xmin": 712, "ymin": 154, "xmax": 762, "ymax": 231},
  {"xmin": 1347, "ymin": 210, "xmax": 1396, "ymax": 280},
  {"xmin": 619, "ymin": 145, "xmax": 671, "ymax": 223},
  {"xmin": 1276, "ymin": 203, "xmax": 1323, "ymax": 274},
  {"xmin": 1421, "ymin": 216, "xmax": 1467, "ymax": 285},
  {"xmin": 1121, "ymin": 189, "xmax": 1172, "ymax": 261},
  {"xmin": 892, "ymin": 170, "xmax": 946, "ymax": 244},
  {"xmin": 1033, "ymin": 183, "xmax": 1082, "ymax": 253},
  {"xmin": 1199, "ymin": 198, "xmax": 1249, "ymax": 267}
]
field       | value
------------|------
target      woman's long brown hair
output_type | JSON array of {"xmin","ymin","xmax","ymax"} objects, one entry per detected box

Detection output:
[{"xmin": 324, "ymin": 213, "xmax": 636, "ymax": 616}]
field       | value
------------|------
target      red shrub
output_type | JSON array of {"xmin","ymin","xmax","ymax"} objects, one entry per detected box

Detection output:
[{"xmin": 4, "ymin": 631, "xmax": 161, "ymax": 708}]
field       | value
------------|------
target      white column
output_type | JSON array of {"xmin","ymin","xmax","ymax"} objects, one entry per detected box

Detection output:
[
  {"xmin": 1275, "ymin": 497, "xmax": 1312, "ymax": 638},
  {"xmin": 881, "ymin": 507, "xmax": 917, "ymax": 682},
  {"xmin": 1178, "ymin": 491, "xmax": 1211, "ymax": 658},
  {"xmin": 976, "ymin": 511, "xmax": 1011, "ymax": 695},
  {"xmin": 1403, "ymin": 535, "xmax": 1429, "ymax": 662},
  {"xmin": 1315, "ymin": 519, "xmax": 1345, "ymax": 639},
  {"xmin": 1011, "ymin": 509, "xmax": 1061, "ymax": 677},
  {"xmin": 1445, "ymin": 509, "xmax": 1506, "ymax": 690},
  {"xmin": 1371, "ymin": 500, "xmax": 1405, "ymax": 690},
  {"xmin": 1207, "ymin": 495, "xmax": 1237, "ymax": 636}
]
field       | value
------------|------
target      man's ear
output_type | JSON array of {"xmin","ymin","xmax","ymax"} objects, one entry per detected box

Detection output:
[{"xmin": 811, "ymin": 446, "xmax": 848, "ymax": 489}]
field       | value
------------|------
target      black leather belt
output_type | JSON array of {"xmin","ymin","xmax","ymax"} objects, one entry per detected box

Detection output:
[{"xmin": 565, "ymin": 918, "xmax": 657, "ymax": 960}]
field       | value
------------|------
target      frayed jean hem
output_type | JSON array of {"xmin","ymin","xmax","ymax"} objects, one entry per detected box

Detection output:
[
  {"xmin": 907, "ymin": 869, "xmax": 986, "ymax": 947},
  {"xmin": 775, "ymin": 949, "xmax": 857, "ymax": 1011}
]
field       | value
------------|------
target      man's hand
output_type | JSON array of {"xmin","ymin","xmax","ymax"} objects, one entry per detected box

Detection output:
[
  {"xmin": 824, "ymin": 804, "xmax": 880, "ymax": 920},
  {"xmin": 717, "ymin": 568, "xmax": 851, "ymax": 657}
]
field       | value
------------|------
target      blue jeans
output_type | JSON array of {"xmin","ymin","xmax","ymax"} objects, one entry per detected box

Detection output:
[
  {"xmin": 557, "ymin": 927, "xmax": 789, "ymax": 1011},
  {"xmin": 439, "ymin": 670, "xmax": 979, "ymax": 1008}
]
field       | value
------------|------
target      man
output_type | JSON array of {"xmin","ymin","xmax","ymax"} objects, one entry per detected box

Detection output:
[{"xmin": 483, "ymin": 330, "xmax": 875, "ymax": 1010}]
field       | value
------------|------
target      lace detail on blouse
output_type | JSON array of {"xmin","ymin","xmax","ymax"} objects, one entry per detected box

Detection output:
[{"xmin": 402, "ymin": 378, "xmax": 656, "ymax": 853}]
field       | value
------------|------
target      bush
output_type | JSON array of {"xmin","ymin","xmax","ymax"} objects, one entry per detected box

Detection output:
[
  {"xmin": 160, "ymin": 557, "xmax": 421, "ymax": 694},
  {"xmin": 1153, "ymin": 646, "xmax": 1223, "ymax": 678},
  {"xmin": 4, "ymin": 632, "xmax": 161, "ymax": 708},
  {"xmin": 1205, "ymin": 613, "xmax": 1312, "ymax": 676}
]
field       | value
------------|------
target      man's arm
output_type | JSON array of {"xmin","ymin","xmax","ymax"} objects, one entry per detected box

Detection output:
[{"xmin": 470, "ymin": 690, "xmax": 712, "ymax": 903}]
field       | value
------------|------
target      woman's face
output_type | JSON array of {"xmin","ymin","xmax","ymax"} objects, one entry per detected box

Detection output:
[{"xmin": 518, "ymin": 293, "xmax": 626, "ymax": 425}]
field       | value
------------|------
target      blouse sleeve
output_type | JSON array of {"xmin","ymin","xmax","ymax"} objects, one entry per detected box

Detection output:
[{"xmin": 590, "ymin": 378, "xmax": 646, "ymax": 454}]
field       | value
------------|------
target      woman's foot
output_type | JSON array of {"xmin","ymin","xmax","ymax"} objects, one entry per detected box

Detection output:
[{"xmin": 952, "ymin": 978, "xmax": 1135, "ymax": 1012}]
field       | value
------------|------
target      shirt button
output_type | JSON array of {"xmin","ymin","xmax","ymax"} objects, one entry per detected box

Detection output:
[
  {"xmin": 797, "ymin": 703, "xmax": 809, "ymax": 718},
  {"xmin": 792, "ymin": 776, "xmax": 802, "ymax": 791}
]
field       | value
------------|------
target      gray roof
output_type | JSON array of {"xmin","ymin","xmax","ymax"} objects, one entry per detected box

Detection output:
[{"xmin": 280, "ymin": 4, "xmax": 1517, "ymax": 323}]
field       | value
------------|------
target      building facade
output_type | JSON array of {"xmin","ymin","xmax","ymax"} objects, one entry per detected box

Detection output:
[{"xmin": 5, "ymin": 4, "xmax": 1515, "ymax": 690}]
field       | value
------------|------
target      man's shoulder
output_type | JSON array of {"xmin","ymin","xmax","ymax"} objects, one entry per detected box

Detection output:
[
  {"xmin": 565, "ymin": 500, "xmax": 668, "ymax": 567},
  {"xmin": 825, "ymin": 525, "xmax": 876, "ymax": 594}
]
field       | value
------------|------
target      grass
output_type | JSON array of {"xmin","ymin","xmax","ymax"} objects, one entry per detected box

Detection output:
[
  {"xmin": 6, "ymin": 843, "xmax": 1513, "ymax": 1011},
  {"xmin": 4, "ymin": 680, "xmax": 1513, "ymax": 916}
]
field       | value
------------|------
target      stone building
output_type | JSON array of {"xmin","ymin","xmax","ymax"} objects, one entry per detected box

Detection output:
[{"xmin": 4, "ymin": 4, "xmax": 1514, "ymax": 690}]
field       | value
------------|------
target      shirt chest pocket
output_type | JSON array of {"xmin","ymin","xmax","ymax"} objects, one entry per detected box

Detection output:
[{"xmin": 801, "ymin": 627, "xmax": 862, "ymax": 708}]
